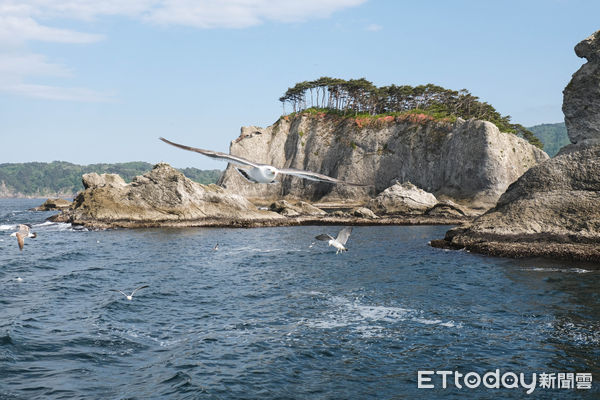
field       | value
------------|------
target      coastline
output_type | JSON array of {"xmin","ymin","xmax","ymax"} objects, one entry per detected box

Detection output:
[{"xmin": 48, "ymin": 212, "xmax": 469, "ymax": 230}]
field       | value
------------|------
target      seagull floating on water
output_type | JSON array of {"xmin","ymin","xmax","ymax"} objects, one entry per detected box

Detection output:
[
  {"xmin": 315, "ymin": 227, "xmax": 353, "ymax": 254},
  {"xmin": 10, "ymin": 224, "xmax": 36, "ymax": 251},
  {"xmin": 159, "ymin": 137, "xmax": 367, "ymax": 186},
  {"xmin": 111, "ymin": 285, "xmax": 149, "ymax": 301},
  {"xmin": 213, "ymin": 243, "xmax": 219, "ymax": 251}
]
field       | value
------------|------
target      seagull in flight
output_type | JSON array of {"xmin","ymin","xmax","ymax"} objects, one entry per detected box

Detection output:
[
  {"xmin": 315, "ymin": 227, "xmax": 353, "ymax": 254},
  {"xmin": 111, "ymin": 285, "xmax": 149, "ymax": 301},
  {"xmin": 10, "ymin": 224, "xmax": 36, "ymax": 251},
  {"xmin": 159, "ymin": 137, "xmax": 366, "ymax": 186}
]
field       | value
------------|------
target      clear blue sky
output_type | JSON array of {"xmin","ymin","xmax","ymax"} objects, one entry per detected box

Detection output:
[{"xmin": 0, "ymin": 0, "xmax": 598, "ymax": 169}]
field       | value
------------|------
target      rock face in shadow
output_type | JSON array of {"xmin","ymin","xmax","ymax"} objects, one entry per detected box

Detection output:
[
  {"xmin": 431, "ymin": 30, "xmax": 600, "ymax": 262},
  {"xmin": 563, "ymin": 29, "xmax": 600, "ymax": 149},
  {"xmin": 50, "ymin": 163, "xmax": 284, "ymax": 228},
  {"xmin": 218, "ymin": 115, "xmax": 547, "ymax": 210}
]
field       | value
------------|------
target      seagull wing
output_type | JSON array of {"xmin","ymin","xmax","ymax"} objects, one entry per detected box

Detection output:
[
  {"xmin": 17, "ymin": 224, "xmax": 30, "ymax": 235},
  {"xmin": 315, "ymin": 234, "xmax": 335, "ymax": 241},
  {"xmin": 277, "ymin": 168, "xmax": 367, "ymax": 186},
  {"xmin": 110, "ymin": 289, "xmax": 129, "ymax": 298},
  {"xmin": 131, "ymin": 285, "xmax": 149, "ymax": 296},
  {"xmin": 336, "ymin": 227, "xmax": 353, "ymax": 245},
  {"xmin": 16, "ymin": 233, "xmax": 25, "ymax": 251},
  {"xmin": 159, "ymin": 137, "xmax": 261, "ymax": 168}
]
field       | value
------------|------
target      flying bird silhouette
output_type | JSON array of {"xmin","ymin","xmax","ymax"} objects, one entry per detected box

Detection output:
[
  {"xmin": 159, "ymin": 137, "xmax": 367, "ymax": 186},
  {"xmin": 111, "ymin": 285, "xmax": 149, "ymax": 301},
  {"xmin": 10, "ymin": 224, "xmax": 36, "ymax": 251},
  {"xmin": 315, "ymin": 227, "xmax": 353, "ymax": 254}
]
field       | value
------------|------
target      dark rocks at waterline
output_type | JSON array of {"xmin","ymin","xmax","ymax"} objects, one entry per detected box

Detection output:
[{"xmin": 31, "ymin": 198, "xmax": 72, "ymax": 211}]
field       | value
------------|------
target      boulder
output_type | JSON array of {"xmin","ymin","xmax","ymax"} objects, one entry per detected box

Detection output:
[
  {"xmin": 367, "ymin": 182, "xmax": 437, "ymax": 214},
  {"xmin": 269, "ymin": 200, "xmax": 327, "ymax": 216},
  {"xmin": 51, "ymin": 163, "xmax": 283, "ymax": 228},
  {"xmin": 350, "ymin": 207, "xmax": 378, "ymax": 219}
]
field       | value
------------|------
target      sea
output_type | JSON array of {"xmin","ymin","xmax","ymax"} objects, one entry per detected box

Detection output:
[{"xmin": 0, "ymin": 198, "xmax": 598, "ymax": 399}]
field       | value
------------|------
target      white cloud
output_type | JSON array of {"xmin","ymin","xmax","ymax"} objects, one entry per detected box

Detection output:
[
  {"xmin": 1, "ymin": 82, "xmax": 115, "ymax": 102},
  {"xmin": 145, "ymin": 0, "xmax": 367, "ymax": 28},
  {"xmin": 365, "ymin": 23, "xmax": 382, "ymax": 32},
  {"xmin": 0, "ymin": 52, "xmax": 114, "ymax": 102},
  {"xmin": 0, "ymin": 0, "xmax": 367, "ymax": 101},
  {"xmin": 0, "ymin": 15, "xmax": 104, "ymax": 45}
]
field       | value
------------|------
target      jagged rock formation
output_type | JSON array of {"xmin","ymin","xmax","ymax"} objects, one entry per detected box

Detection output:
[
  {"xmin": 219, "ymin": 115, "xmax": 547, "ymax": 210},
  {"xmin": 432, "ymin": 30, "xmax": 600, "ymax": 262},
  {"xmin": 563, "ymin": 29, "xmax": 600, "ymax": 149},
  {"xmin": 367, "ymin": 181, "xmax": 438, "ymax": 214},
  {"xmin": 50, "ymin": 163, "xmax": 284, "ymax": 228}
]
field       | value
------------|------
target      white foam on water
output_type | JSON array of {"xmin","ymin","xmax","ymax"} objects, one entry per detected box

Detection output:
[
  {"xmin": 304, "ymin": 294, "xmax": 461, "ymax": 334},
  {"xmin": 413, "ymin": 318, "xmax": 443, "ymax": 325},
  {"xmin": 0, "ymin": 224, "xmax": 16, "ymax": 230},
  {"xmin": 523, "ymin": 267, "xmax": 592, "ymax": 274},
  {"xmin": 32, "ymin": 221, "xmax": 73, "ymax": 231},
  {"xmin": 569, "ymin": 268, "xmax": 591, "ymax": 274}
]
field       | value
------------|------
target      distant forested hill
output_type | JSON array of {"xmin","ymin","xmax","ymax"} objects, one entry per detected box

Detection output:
[
  {"xmin": 0, "ymin": 161, "xmax": 222, "ymax": 198},
  {"xmin": 527, "ymin": 122, "xmax": 569, "ymax": 157}
]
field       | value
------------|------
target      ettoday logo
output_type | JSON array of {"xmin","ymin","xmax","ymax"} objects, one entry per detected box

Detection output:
[{"xmin": 418, "ymin": 370, "xmax": 592, "ymax": 394}]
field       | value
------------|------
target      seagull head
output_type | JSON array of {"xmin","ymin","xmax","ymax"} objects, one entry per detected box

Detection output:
[{"xmin": 265, "ymin": 166, "xmax": 277, "ymax": 179}]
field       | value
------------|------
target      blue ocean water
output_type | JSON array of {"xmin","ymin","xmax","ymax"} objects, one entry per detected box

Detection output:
[{"xmin": 0, "ymin": 198, "xmax": 598, "ymax": 399}]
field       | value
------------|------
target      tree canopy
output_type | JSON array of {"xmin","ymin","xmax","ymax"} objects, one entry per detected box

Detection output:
[{"xmin": 279, "ymin": 77, "xmax": 542, "ymax": 148}]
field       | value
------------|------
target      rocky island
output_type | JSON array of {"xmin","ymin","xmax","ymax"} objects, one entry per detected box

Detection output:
[
  {"xmin": 431, "ymin": 29, "xmax": 600, "ymax": 262},
  {"xmin": 48, "ymin": 74, "xmax": 561, "ymax": 233}
]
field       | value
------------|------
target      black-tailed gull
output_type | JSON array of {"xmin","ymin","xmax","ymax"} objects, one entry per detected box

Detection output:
[
  {"xmin": 10, "ymin": 224, "xmax": 36, "ymax": 251},
  {"xmin": 315, "ymin": 227, "xmax": 353, "ymax": 254}
]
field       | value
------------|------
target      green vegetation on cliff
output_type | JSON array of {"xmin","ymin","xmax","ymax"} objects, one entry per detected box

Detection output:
[
  {"xmin": 279, "ymin": 78, "xmax": 542, "ymax": 148},
  {"xmin": 527, "ymin": 122, "xmax": 569, "ymax": 157},
  {"xmin": 0, "ymin": 161, "xmax": 222, "ymax": 197}
]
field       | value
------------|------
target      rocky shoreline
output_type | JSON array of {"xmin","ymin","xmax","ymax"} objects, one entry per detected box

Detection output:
[{"xmin": 46, "ymin": 163, "xmax": 469, "ymax": 229}]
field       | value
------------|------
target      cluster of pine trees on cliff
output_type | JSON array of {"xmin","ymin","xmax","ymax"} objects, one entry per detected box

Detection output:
[{"xmin": 279, "ymin": 77, "xmax": 542, "ymax": 148}]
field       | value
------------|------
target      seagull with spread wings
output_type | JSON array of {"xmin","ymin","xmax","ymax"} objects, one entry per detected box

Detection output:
[
  {"xmin": 315, "ymin": 227, "xmax": 353, "ymax": 254},
  {"xmin": 159, "ymin": 137, "xmax": 366, "ymax": 186},
  {"xmin": 10, "ymin": 224, "xmax": 37, "ymax": 251},
  {"xmin": 111, "ymin": 285, "xmax": 149, "ymax": 301}
]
